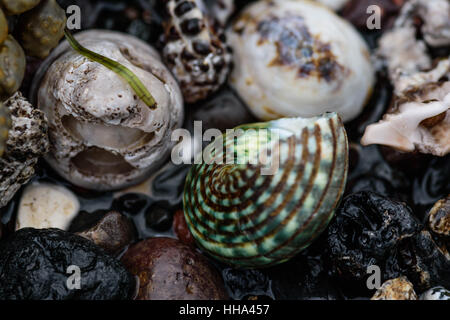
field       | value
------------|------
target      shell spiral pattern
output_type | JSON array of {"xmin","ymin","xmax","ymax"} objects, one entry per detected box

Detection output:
[
  {"xmin": 0, "ymin": 102, "xmax": 10, "ymax": 157},
  {"xmin": 183, "ymin": 112, "xmax": 349, "ymax": 268}
]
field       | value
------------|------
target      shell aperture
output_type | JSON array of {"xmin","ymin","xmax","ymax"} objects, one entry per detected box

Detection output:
[{"xmin": 183, "ymin": 112, "xmax": 349, "ymax": 268}]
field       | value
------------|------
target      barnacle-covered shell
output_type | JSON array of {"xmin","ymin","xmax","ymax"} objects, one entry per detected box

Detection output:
[
  {"xmin": 227, "ymin": 0, "xmax": 374, "ymax": 122},
  {"xmin": 362, "ymin": 2, "xmax": 450, "ymax": 156},
  {"xmin": 33, "ymin": 30, "xmax": 184, "ymax": 191},
  {"xmin": 162, "ymin": 0, "xmax": 232, "ymax": 103},
  {"xmin": 361, "ymin": 80, "xmax": 450, "ymax": 156},
  {"xmin": 0, "ymin": 35, "xmax": 26, "ymax": 100},
  {"xmin": 183, "ymin": 112, "xmax": 348, "ymax": 268},
  {"xmin": 371, "ymin": 277, "xmax": 418, "ymax": 300},
  {"xmin": 0, "ymin": 9, "xmax": 7, "ymax": 45},
  {"xmin": 420, "ymin": 286, "xmax": 450, "ymax": 300},
  {"xmin": 396, "ymin": 0, "xmax": 450, "ymax": 48},
  {"xmin": 18, "ymin": 0, "xmax": 66, "ymax": 59},
  {"xmin": 0, "ymin": 0, "xmax": 41, "ymax": 15},
  {"xmin": 0, "ymin": 101, "xmax": 10, "ymax": 157},
  {"xmin": 0, "ymin": 92, "xmax": 49, "ymax": 208}
]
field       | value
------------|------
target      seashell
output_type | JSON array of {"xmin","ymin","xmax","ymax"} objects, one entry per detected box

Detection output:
[
  {"xmin": 395, "ymin": 0, "xmax": 450, "ymax": 48},
  {"xmin": 0, "ymin": 92, "xmax": 49, "ymax": 208},
  {"xmin": 0, "ymin": 101, "xmax": 10, "ymax": 157},
  {"xmin": 210, "ymin": 0, "xmax": 235, "ymax": 26},
  {"xmin": 161, "ymin": 0, "xmax": 232, "ymax": 104},
  {"xmin": 315, "ymin": 0, "xmax": 350, "ymax": 11},
  {"xmin": 361, "ymin": 80, "xmax": 450, "ymax": 156},
  {"xmin": 371, "ymin": 277, "xmax": 418, "ymax": 300},
  {"xmin": 364, "ymin": 7, "xmax": 450, "ymax": 156},
  {"xmin": 227, "ymin": 0, "xmax": 374, "ymax": 123},
  {"xmin": 16, "ymin": 182, "xmax": 80, "ymax": 231},
  {"xmin": 32, "ymin": 30, "xmax": 184, "ymax": 191},
  {"xmin": 183, "ymin": 112, "xmax": 348, "ymax": 268},
  {"xmin": 420, "ymin": 286, "xmax": 450, "ymax": 300}
]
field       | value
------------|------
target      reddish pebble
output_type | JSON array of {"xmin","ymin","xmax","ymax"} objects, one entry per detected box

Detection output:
[
  {"xmin": 121, "ymin": 237, "xmax": 229, "ymax": 300},
  {"xmin": 173, "ymin": 209, "xmax": 196, "ymax": 246}
]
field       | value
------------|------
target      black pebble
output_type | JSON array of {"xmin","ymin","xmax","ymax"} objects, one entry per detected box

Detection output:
[
  {"xmin": 0, "ymin": 228, "xmax": 135, "ymax": 300},
  {"xmin": 114, "ymin": 193, "xmax": 149, "ymax": 216},
  {"xmin": 145, "ymin": 201, "xmax": 173, "ymax": 232}
]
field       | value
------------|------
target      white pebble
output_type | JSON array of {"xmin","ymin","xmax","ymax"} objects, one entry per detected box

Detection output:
[{"xmin": 16, "ymin": 183, "xmax": 80, "ymax": 231}]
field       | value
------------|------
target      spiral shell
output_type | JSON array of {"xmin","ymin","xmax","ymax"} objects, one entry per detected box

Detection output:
[
  {"xmin": 183, "ymin": 112, "xmax": 348, "ymax": 268},
  {"xmin": 0, "ymin": 102, "xmax": 10, "ymax": 157}
]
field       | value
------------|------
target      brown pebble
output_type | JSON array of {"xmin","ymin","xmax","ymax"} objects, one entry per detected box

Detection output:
[
  {"xmin": 76, "ymin": 211, "xmax": 136, "ymax": 255},
  {"xmin": 121, "ymin": 237, "xmax": 229, "ymax": 300}
]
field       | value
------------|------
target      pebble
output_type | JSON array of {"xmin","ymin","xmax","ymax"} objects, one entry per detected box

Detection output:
[{"xmin": 16, "ymin": 182, "xmax": 79, "ymax": 231}]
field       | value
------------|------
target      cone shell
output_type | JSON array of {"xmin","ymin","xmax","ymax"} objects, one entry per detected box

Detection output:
[{"xmin": 183, "ymin": 112, "xmax": 348, "ymax": 268}]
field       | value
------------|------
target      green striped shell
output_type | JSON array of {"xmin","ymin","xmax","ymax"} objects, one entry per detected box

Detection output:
[
  {"xmin": 0, "ymin": 102, "xmax": 10, "ymax": 157},
  {"xmin": 183, "ymin": 112, "xmax": 349, "ymax": 268}
]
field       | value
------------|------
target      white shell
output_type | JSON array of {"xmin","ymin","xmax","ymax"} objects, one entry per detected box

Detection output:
[
  {"xmin": 33, "ymin": 30, "xmax": 184, "ymax": 191},
  {"xmin": 420, "ymin": 286, "xmax": 450, "ymax": 300},
  {"xmin": 361, "ymin": 73, "xmax": 450, "ymax": 156},
  {"xmin": 227, "ymin": 0, "xmax": 374, "ymax": 122},
  {"xmin": 16, "ymin": 183, "xmax": 79, "ymax": 231},
  {"xmin": 315, "ymin": 0, "xmax": 349, "ymax": 11}
]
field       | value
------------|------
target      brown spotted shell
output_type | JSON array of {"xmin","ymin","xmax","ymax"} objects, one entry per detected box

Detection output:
[{"xmin": 162, "ymin": 0, "xmax": 232, "ymax": 104}]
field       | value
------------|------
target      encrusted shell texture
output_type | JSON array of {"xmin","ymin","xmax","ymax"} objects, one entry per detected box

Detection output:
[
  {"xmin": 183, "ymin": 112, "xmax": 348, "ymax": 268},
  {"xmin": 428, "ymin": 196, "xmax": 449, "ymax": 237},
  {"xmin": 33, "ymin": 30, "xmax": 184, "ymax": 191},
  {"xmin": 0, "ymin": 92, "xmax": 49, "ymax": 208},
  {"xmin": 162, "ymin": 0, "xmax": 232, "ymax": 104},
  {"xmin": 227, "ymin": 0, "xmax": 374, "ymax": 122},
  {"xmin": 371, "ymin": 277, "xmax": 418, "ymax": 300}
]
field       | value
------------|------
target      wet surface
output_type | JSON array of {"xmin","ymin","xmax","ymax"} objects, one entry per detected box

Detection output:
[{"xmin": 1, "ymin": 0, "xmax": 448, "ymax": 300}]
